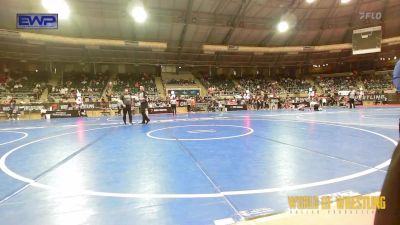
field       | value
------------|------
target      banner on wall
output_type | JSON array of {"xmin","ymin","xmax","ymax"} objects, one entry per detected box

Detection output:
[
  {"xmin": 167, "ymin": 89, "xmax": 200, "ymax": 96},
  {"xmin": 338, "ymin": 91, "xmax": 351, "ymax": 96},
  {"xmin": 225, "ymin": 105, "xmax": 247, "ymax": 111},
  {"xmin": 148, "ymin": 107, "xmax": 172, "ymax": 114},
  {"xmin": 362, "ymin": 94, "xmax": 388, "ymax": 101},
  {"xmin": 45, "ymin": 110, "xmax": 80, "ymax": 118}
]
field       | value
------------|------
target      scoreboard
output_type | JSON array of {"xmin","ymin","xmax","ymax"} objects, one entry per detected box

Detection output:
[{"xmin": 352, "ymin": 26, "xmax": 382, "ymax": 55}]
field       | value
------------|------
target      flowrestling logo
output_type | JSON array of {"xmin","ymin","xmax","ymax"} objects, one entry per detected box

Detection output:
[
  {"xmin": 359, "ymin": 12, "xmax": 382, "ymax": 20},
  {"xmin": 16, "ymin": 14, "xmax": 58, "ymax": 29}
]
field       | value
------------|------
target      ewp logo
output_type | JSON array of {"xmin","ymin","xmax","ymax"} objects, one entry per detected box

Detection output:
[{"xmin": 17, "ymin": 14, "xmax": 58, "ymax": 29}]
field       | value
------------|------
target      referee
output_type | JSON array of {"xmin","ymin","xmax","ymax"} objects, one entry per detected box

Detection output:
[
  {"xmin": 138, "ymin": 86, "xmax": 150, "ymax": 124},
  {"xmin": 170, "ymin": 92, "xmax": 177, "ymax": 116},
  {"xmin": 121, "ymin": 89, "xmax": 133, "ymax": 125},
  {"xmin": 374, "ymin": 59, "xmax": 400, "ymax": 225}
]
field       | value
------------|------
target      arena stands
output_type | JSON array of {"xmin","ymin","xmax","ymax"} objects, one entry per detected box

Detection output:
[
  {"xmin": 164, "ymin": 78, "xmax": 196, "ymax": 86},
  {"xmin": 362, "ymin": 71, "xmax": 394, "ymax": 94},
  {"xmin": 0, "ymin": 67, "xmax": 398, "ymax": 111},
  {"xmin": 278, "ymin": 77, "xmax": 311, "ymax": 94},
  {"xmin": 160, "ymin": 72, "xmax": 202, "ymax": 98},
  {"xmin": 197, "ymin": 74, "xmax": 236, "ymax": 95},
  {"xmin": 0, "ymin": 71, "xmax": 48, "ymax": 103},
  {"xmin": 108, "ymin": 73, "xmax": 157, "ymax": 100},
  {"xmin": 315, "ymin": 76, "xmax": 358, "ymax": 94},
  {"xmin": 48, "ymin": 72, "xmax": 109, "ymax": 103}
]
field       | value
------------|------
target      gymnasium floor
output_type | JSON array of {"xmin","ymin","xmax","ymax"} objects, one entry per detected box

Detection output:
[{"xmin": 0, "ymin": 107, "xmax": 398, "ymax": 225}]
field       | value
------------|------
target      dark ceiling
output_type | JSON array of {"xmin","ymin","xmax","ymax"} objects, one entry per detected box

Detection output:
[{"xmin": 0, "ymin": 0, "xmax": 399, "ymax": 67}]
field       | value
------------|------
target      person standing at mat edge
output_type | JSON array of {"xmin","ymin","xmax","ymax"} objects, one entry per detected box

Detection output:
[
  {"xmin": 170, "ymin": 91, "xmax": 177, "ymax": 116},
  {"xmin": 139, "ymin": 86, "xmax": 150, "ymax": 124},
  {"xmin": 348, "ymin": 89, "xmax": 356, "ymax": 109},
  {"xmin": 121, "ymin": 89, "xmax": 133, "ymax": 125}
]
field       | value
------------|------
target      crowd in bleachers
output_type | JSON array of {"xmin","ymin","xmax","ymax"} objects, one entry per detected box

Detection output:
[
  {"xmin": 1, "ymin": 68, "xmax": 397, "ymax": 113},
  {"xmin": 198, "ymin": 73, "xmax": 313, "ymax": 96},
  {"xmin": 361, "ymin": 72, "xmax": 393, "ymax": 94},
  {"xmin": 278, "ymin": 78, "xmax": 311, "ymax": 94},
  {"xmin": 48, "ymin": 72, "xmax": 108, "ymax": 102},
  {"xmin": 198, "ymin": 75, "xmax": 236, "ymax": 94},
  {"xmin": 237, "ymin": 78, "xmax": 281, "ymax": 94},
  {"xmin": 316, "ymin": 77, "xmax": 358, "ymax": 94},
  {"xmin": 0, "ymin": 71, "xmax": 48, "ymax": 103},
  {"xmin": 107, "ymin": 73, "xmax": 157, "ymax": 100},
  {"xmin": 164, "ymin": 79, "xmax": 196, "ymax": 86}
]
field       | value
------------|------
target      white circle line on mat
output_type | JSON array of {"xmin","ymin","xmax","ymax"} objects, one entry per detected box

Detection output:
[
  {"xmin": 0, "ymin": 118, "xmax": 395, "ymax": 198},
  {"xmin": 146, "ymin": 125, "xmax": 254, "ymax": 141},
  {"xmin": 0, "ymin": 131, "xmax": 28, "ymax": 146}
]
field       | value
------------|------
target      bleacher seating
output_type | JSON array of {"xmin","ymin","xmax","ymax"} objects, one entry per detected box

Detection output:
[
  {"xmin": 0, "ymin": 71, "xmax": 48, "ymax": 103},
  {"xmin": 316, "ymin": 76, "xmax": 358, "ymax": 94},
  {"xmin": 236, "ymin": 77, "xmax": 283, "ymax": 95},
  {"xmin": 278, "ymin": 78, "xmax": 311, "ymax": 94},
  {"xmin": 198, "ymin": 75, "xmax": 236, "ymax": 94},
  {"xmin": 362, "ymin": 71, "xmax": 394, "ymax": 93},
  {"xmin": 109, "ymin": 73, "xmax": 157, "ymax": 99},
  {"xmin": 48, "ymin": 72, "xmax": 108, "ymax": 103}
]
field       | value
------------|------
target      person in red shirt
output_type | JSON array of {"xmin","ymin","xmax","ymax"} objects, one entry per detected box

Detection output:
[{"xmin": 191, "ymin": 97, "xmax": 196, "ymax": 112}]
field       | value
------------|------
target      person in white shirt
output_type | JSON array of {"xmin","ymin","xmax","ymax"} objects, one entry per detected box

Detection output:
[
  {"xmin": 348, "ymin": 90, "xmax": 356, "ymax": 109},
  {"xmin": 170, "ymin": 91, "xmax": 177, "ymax": 116},
  {"xmin": 322, "ymin": 98, "xmax": 327, "ymax": 106}
]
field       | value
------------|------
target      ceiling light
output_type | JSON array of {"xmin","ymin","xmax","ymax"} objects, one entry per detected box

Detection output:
[
  {"xmin": 306, "ymin": 0, "xmax": 315, "ymax": 3},
  {"xmin": 131, "ymin": 6, "xmax": 148, "ymax": 23},
  {"xmin": 341, "ymin": 0, "xmax": 351, "ymax": 4},
  {"xmin": 42, "ymin": 0, "xmax": 70, "ymax": 20},
  {"xmin": 277, "ymin": 21, "xmax": 289, "ymax": 33}
]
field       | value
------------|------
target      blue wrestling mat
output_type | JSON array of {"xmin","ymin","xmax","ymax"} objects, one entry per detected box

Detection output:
[{"xmin": 0, "ymin": 107, "xmax": 398, "ymax": 225}]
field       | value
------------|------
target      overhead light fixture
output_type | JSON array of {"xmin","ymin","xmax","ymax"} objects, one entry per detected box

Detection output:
[
  {"xmin": 395, "ymin": 56, "xmax": 397, "ymax": 60},
  {"xmin": 42, "ymin": 0, "xmax": 70, "ymax": 19},
  {"xmin": 306, "ymin": 0, "xmax": 316, "ymax": 3},
  {"xmin": 131, "ymin": 6, "xmax": 148, "ymax": 23},
  {"xmin": 277, "ymin": 21, "xmax": 289, "ymax": 33},
  {"xmin": 341, "ymin": 0, "xmax": 351, "ymax": 4}
]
